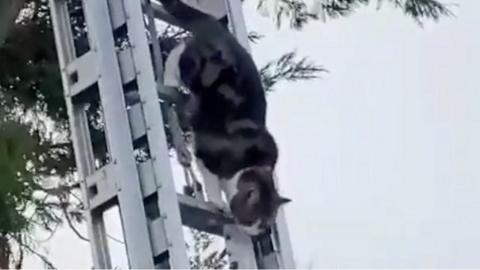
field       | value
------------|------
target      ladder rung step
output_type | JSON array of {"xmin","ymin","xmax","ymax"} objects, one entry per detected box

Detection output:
[
  {"xmin": 85, "ymin": 164, "xmax": 118, "ymax": 211},
  {"xmin": 65, "ymin": 50, "xmax": 99, "ymax": 97},
  {"xmin": 149, "ymin": 217, "xmax": 169, "ymax": 256},
  {"xmin": 128, "ymin": 103, "xmax": 147, "ymax": 142},
  {"xmin": 118, "ymin": 49, "xmax": 136, "ymax": 84},
  {"xmin": 137, "ymin": 159, "xmax": 233, "ymax": 234},
  {"xmin": 85, "ymin": 163, "xmax": 234, "ymax": 235},
  {"xmin": 177, "ymin": 194, "xmax": 233, "ymax": 236},
  {"xmin": 138, "ymin": 160, "xmax": 157, "ymax": 197}
]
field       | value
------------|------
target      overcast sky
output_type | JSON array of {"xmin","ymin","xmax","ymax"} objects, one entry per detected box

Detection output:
[{"xmin": 24, "ymin": 0, "xmax": 480, "ymax": 268}]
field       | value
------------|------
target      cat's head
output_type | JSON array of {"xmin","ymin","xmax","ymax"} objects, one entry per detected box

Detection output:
[{"xmin": 229, "ymin": 166, "xmax": 291, "ymax": 236}]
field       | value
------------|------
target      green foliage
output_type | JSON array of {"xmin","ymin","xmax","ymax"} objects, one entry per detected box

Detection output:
[
  {"xmin": 0, "ymin": 2, "xmax": 77, "ymax": 267},
  {"xmin": 0, "ymin": 119, "xmax": 35, "ymax": 235},
  {"xmin": 0, "ymin": 0, "xmax": 66, "ymax": 123},
  {"xmin": 257, "ymin": 0, "xmax": 453, "ymax": 29},
  {"xmin": 187, "ymin": 229, "xmax": 227, "ymax": 269},
  {"xmin": 261, "ymin": 51, "xmax": 326, "ymax": 92},
  {"xmin": 392, "ymin": 0, "xmax": 454, "ymax": 25}
]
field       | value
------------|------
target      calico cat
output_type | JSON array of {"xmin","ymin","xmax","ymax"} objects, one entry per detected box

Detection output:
[{"xmin": 160, "ymin": 0, "xmax": 291, "ymax": 235}]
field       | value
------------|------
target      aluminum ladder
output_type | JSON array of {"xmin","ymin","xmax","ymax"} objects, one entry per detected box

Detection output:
[{"xmin": 48, "ymin": 0, "xmax": 295, "ymax": 268}]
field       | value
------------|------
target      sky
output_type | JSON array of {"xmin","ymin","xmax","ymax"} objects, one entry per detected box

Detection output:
[{"xmin": 24, "ymin": 0, "xmax": 480, "ymax": 268}]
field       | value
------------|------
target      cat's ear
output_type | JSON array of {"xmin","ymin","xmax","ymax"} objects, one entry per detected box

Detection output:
[
  {"xmin": 255, "ymin": 165, "xmax": 274, "ymax": 179},
  {"xmin": 259, "ymin": 165, "xmax": 273, "ymax": 173},
  {"xmin": 276, "ymin": 196, "xmax": 291, "ymax": 206},
  {"xmin": 246, "ymin": 187, "xmax": 260, "ymax": 207}
]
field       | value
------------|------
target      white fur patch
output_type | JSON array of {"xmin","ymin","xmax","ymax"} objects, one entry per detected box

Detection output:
[
  {"xmin": 218, "ymin": 84, "xmax": 244, "ymax": 106},
  {"xmin": 164, "ymin": 41, "xmax": 186, "ymax": 88},
  {"xmin": 196, "ymin": 158, "xmax": 225, "ymax": 208},
  {"xmin": 220, "ymin": 169, "xmax": 244, "ymax": 202},
  {"xmin": 238, "ymin": 220, "xmax": 263, "ymax": 236},
  {"xmin": 194, "ymin": 160, "xmax": 248, "ymax": 205}
]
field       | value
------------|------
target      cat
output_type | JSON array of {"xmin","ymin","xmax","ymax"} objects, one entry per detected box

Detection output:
[{"xmin": 160, "ymin": 0, "xmax": 291, "ymax": 235}]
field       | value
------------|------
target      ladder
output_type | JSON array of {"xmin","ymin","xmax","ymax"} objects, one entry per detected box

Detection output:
[{"xmin": 48, "ymin": 0, "xmax": 295, "ymax": 268}]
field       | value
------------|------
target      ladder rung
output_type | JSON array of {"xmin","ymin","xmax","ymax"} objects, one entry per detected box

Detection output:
[
  {"xmin": 138, "ymin": 160, "xmax": 157, "ymax": 197},
  {"xmin": 84, "ymin": 161, "xmax": 233, "ymax": 236},
  {"xmin": 118, "ymin": 49, "xmax": 136, "ymax": 84},
  {"xmin": 177, "ymin": 194, "xmax": 233, "ymax": 236},
  {"xmin": 65, "ymin": 50, "xmax": 99, "ymax": 97},
  {"xmin": 137, "ymin": 158, "xmax": 235, "ymax": 235},
  {"xmin": 128, "ymin": 103, "xmax": 147, "ymax": 142},
  {"xmin": 85, "ymin": 164, "xmax": 117, "ymax": 211},
  {"xmin": 149, "ymin": 217, "xmax": 169, "ymax": 256},
  {"xmin": 86, "ymin": 163, "xmax": 235, "ymax": 236}
]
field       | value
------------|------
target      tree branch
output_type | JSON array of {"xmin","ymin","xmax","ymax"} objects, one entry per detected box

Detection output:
[
  {"xmin": 59, "ymin": 200, "xmax": 90, "ymax": 242},
  {"xmin": 10, "ymin": 234, "xmax": 56, "ymax": 270},
  {"xmin": 13, "ymin": 237, "xmax": 24, "ymax": 270},
  {"xmin": 260, "ymin": 0, "xmax": 454, "ymax": 29},
  {"xmin": 107, "ymin": 235, "xmax": 125, "ymax": 245},
  {"xmin": 0, "ymin": 235, "xmax": 11, "ymax": 270},
  {"xmin": 260, "ymin": 50, "xmax": 326, "ymax": 91}
]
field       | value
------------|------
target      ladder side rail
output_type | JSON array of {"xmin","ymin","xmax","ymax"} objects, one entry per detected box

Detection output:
[
  {"xmin": 224, "ymin": 0, "xmax": 251, "ymax": 52},
  {"xmin": 48, "ymin": 0, "xmax": 112, "ymax": 267},
  {"xmin": 271, "ymin": 198, "xmax": 296, "ymax": 268},
  {"xmin": 80, "ymin": 0, "xmax": 155, "ymax": 267},
  {"xmin": 143, "ymin": 0, "xmax": 183, "ymax": 103},
  {"xmin": 224, "ymin": 225, "xmax": 258, "ymax": 269},
  {"xmin": 144, "ymin": 0, "xmax": 165, "ymax": 83},
  {"xmin": 121, "ymin": 0, "xmax": 190, "ymax": 268}
]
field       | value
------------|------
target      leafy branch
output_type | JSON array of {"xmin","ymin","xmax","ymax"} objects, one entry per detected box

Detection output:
[
  {"xmin": 260, "ymin": 50, "xmax": 327, "ymax": 92},
  {"xmin": 257, "ymin": 0, "xmax": 454, "ymax": 29}
]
